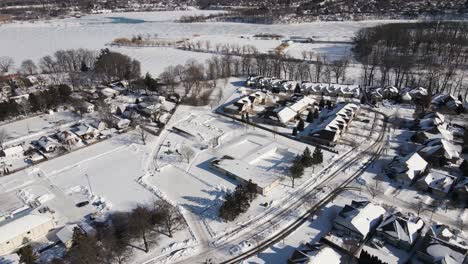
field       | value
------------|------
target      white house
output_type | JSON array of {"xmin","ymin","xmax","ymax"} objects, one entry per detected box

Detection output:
[
  {"xmin": 82, "ymin": 102, "xmax": 95, "ymax": 113},
  {"xmin": 112, "ymin": 116, "xmax": 131, "ymax": 129},
  {"xmin": 37, "ymin": 136, "xmax": 58, "ymax": 152},
  {"xmin": 391, "ymin": 152, "xmax": 429, "ymax": 184},
  {"xmin": 57, "ymin": 131, "xmax": 82, "ymax": 147},
  {"xmin": 0, "ymin": 145, "xmax": 24, "ymax": 158},
  {"xmin": 333, "ymin": 201, "xmax": 386, "ymax": 241}
]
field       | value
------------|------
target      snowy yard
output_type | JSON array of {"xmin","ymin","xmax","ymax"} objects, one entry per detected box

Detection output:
[{"xmin": 0, "ymin": 111, "xmax": 80, "ymax": 146}]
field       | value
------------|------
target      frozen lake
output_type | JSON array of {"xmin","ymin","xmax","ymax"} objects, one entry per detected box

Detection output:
[{"xmin": 0, "ymin": 11, "xmax": 395, "ymax": 75}]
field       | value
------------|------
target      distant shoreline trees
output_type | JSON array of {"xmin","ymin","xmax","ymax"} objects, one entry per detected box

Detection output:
[{"xmin": 354, "ymin": 22, "xmax": 468, "ymax": 99}]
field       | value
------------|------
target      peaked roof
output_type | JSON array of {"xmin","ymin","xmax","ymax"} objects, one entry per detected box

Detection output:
[
  {"xmin": 401, "ymin": 152, "xmax": 428, "ymax": 180},
  {"xmin": 377, "ymin": 214, "xmax": 424, "ymax": 245},
  {"xmin": 335, "ymin": 201, "xmax": 386, "ymax": 237}
]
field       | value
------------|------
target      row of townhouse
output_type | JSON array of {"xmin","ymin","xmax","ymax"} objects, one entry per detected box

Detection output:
[
  {"xmin": 303, "ymin": 103, "xmax": 360, "ymax": 144},
  {"xmin": 245, "ymin": 76, "xmax": 360, "ymax": 98}
]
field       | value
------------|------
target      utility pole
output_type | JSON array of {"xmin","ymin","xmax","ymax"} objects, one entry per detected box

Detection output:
[{"xmin": 85, "ymin": 173, "xmax": 93, "ymax": 196}]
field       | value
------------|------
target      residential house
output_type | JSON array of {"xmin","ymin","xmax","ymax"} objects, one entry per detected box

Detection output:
[
  {"xmin": 414, "ymin": 170, "xmax": 456, "ymax": 198},
  {"xmin": 265, "ymin": 96, "xmax": 314, "ymax": 126},
  {"xmin": 371, "ymin": 213, "xmax": 424, "ymax": 251},
  {"xmin": 225, "ymin": 97, "xmax": 252, "ymax": 114},
  {"xmin": 245, "ymin": 76, "xmax": 264, "ymax": 87},
  {"xmin": 56, "ymin": 223, "xmax": 95, "ymax": 249},
  {"xmin": 306, "ymin": 103, "xmax": 359, "ymax": 144},
  {"xmin": 388, "ymin": 152, "xmax": 428, "ymax": 184},
  {"xmin": 418, "ymin": 138, "xmax": 460, "ymax": 165},
  {"xmin": 0, "ymin": 213, "xmax": 55, "ymax": 255},
  {"xmin": 112, "ymin": 115, "xmax": 131, "ymax": 129},
  {"xmin": 248, "ymin": 91, "xmax": 267, "ymax": 105},
  {"xmin": 57, "ymin": 131, "xmax": 82, "ymax": 147},
  {"xmin": 288, "ymin": 243, "xmax": 341, "ymax": 264},
  {"xmin": 37, "ymin": 136, "xmax": 58, "ymax": 153},
  {"xmin": 332, "ymin": 201, "xmax": 386, "ymax": 241},
  {"xmin": 70, "ymin": 124, "xmax": 100, "ymax": 140},
  {"xmin": 100, "ymin": 87, "xmax": 120, "ymax": 98},
  {"xmin": 416, "ymin": 234, "xmax": 468, "ymax": 264},
  {"xmin": 0, "ymin": 145, "xmax": 24, "ymax": 159},
  {"xmin": 82, "ymin": 102, "xmax": 95, "ymax": 113},
  {"xmin": 409, "ymin": 87, "xmax": 428, "ymax": 100},
  {"xmin": 432, "ymin": 93, "xmax": 463, "ymax": 113}
]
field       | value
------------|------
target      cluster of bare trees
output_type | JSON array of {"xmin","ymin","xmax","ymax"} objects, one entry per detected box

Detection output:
[
  {"xmin": 38, "ymin": 49, "xmax": 97, "ymax": 74},
  {"xmin": 354, "ymin": 22, "xmax": 468, "ymax": 99},
  {"xmin": 180, "ymin": 40, "xmax": 259, "ymax": 56},
  {"xmin": 60, "ymin": 200, "xmax": 185, "ymax": 264},
  {"xmin": 158, "ymin": 52, "xmax": 351, "ymax": 103}
]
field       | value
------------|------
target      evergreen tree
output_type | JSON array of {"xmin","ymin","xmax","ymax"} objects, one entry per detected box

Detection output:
[
  {"xmin": 319, "ymin": 98, "xmax": 325, "ymax": 109},
  {"xmin": 80, "ymin": 61, "xmax": 89, "ymax": 72},
  {"xmin": 28, "ymin": 93, "xmax": 40, "ymax": 112},
  {"xmin": 289, "ymin": 155, "xmax": 304, "ymax": 188},
  {"xmin": 306, "ymin": 110, "xmax": 314, "ymax": 123},
  {"xmin": 58, "ymin": 84, "xmax": 72, "ymax": 102},
  {"xmin": 313, "ymin": 109, "xmax": 319, "ymax": 118},
  {"xmin": 297, "ymin": 119, "xmax": 305, "ymax": 132},
  {"xmin": 294, "ymin": 84, "xmax": 301, "ymax": 94},
  {"xmin": 312, "ymin": 147, "xmax": 323, "ymax": 164},
  {"xmin": 301, "ymin": 147, "xmax": 313, "ymax": 167}
]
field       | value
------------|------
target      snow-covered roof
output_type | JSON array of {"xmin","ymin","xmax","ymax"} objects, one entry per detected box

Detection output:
[
  {"xmin": 301, "ymin": 83, "xmax": 360, "ymax": 97},
  {"xmin": 377, "ymin": 214, "xmax": 424, "ymax": 246},
  {"xmin": 289, "ymin": 96, "xmax": 314, "ymax": 112},
  {"xmin": 37, "ymin": 136, "xmax": 58, "ymax": 149},
  {"xmin": 409, "ymin": 87, "xmax": 428, "ymax": 96},
  {"xmin": 310, "ymin": 103, "xmax": 359, "ymax": 137},
  {"xmin": 310, "ymin": 247, "xmax": 341, "ymax": 264},
  {"xmin": 282, "ymin": 81, "xmax": 298, "ymax": 91},
  {"xmin": 335, "ymin": 201, "xmax": 386, "ymax": 237},
  {"xmin": 0, "ymin": 214, "xmax": 53, "ymax": 244},
  {"xmin": 421, "ymin": 171, "xmax": 456, "ymax": 194},
  {"xmin": 1, "ymin": 145, "xmax": 24, "ymax": 157},
  {"xmin": 420, "ymin": 138, "xmax": 459, "ymax": 160},
  {"xmin": 401, "ymin": 92, "xmax": 412, "ymax": 101},
  {"xmin": 401, "ymin": 152, "xmax": 428, "ymax": 180},
  {"xmin": 274, "ymin": 106, "xmax": 297, "ymax": 124},
  {"xmin": 56, "ymin": 224, "xmax": 78, "ymax": 245}
]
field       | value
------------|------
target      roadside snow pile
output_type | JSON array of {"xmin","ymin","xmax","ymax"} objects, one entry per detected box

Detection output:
[
  {"xmin": 17, "ymin": 188, "xmax": 55, "ymax": 205},
  {"xmin": 65, "ymin": 185, "xmax": 111, "ymax": 212}
]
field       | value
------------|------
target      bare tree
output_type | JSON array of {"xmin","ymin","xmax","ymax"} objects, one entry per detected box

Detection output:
[
  {"xmin": 180, "ymin": 145, "xmax": 195, "ymax": 163},
  {"xmin": 152, "ymin": 200, "xmax": 186, "ymax": 238},
  {"xmin": 0, "ymin": 129, "xmax": 8, "ymax": 150},
  {"xmin": 138, "ymin": 126, "xmax": 148, "ymax": 145},
  {"xmin": 366, "ymin": 179, "xmax": 381, "ymax": 199},
  {"xmin": 411, "ymin": 200, "xmax": 426, "ymax": 217},
  {"xmin": 458, "ymin": 218, "xmax": 465, "ymax": 233},
  {"xmin": 129, "ymin": 205, "xmax": 156, "ymax": 253},
  {"xmin": 20, "ymin": 60, "xmax": 38, "ymax": 75},
  {"xmin": 0, "ymin": 56, "xmax": 14, "ymax": 72}
]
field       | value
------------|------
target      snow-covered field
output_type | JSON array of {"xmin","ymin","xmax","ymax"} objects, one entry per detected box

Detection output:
[{"xmin": 0, "ymin": 12, "xmax": 400, "ymax": 75}]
